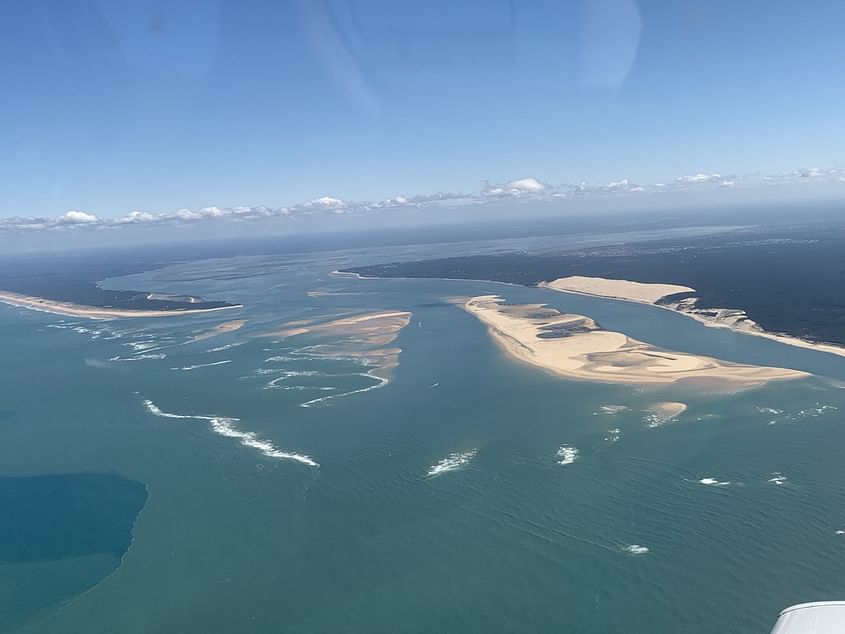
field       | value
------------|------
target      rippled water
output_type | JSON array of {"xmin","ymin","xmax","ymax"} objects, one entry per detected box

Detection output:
[{"xmin": 2, "ymin": 243, "xmax": 845, "ymax": 633}]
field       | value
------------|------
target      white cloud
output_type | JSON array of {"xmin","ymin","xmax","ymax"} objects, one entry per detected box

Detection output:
[
  {"xmin": 115, "ymin": 211, "xmax": 156, "ymax": 224},
  {"xmin": 675, "ymin": 173, "xmax": 723, "ymax": 185},
  {"xmin": 61, "ymin": 210, "xmax": 99, "ymax": 224},
  {"xmin": 573, "ymin": 178, "xmax": 644, "ymax": 195},
  {"xmin": 481, "ymin": 177, "xmax": 550, "ymax": 198},
  {"xmin": 2, "ymin": 165, "xmax": 844, "ymax": 235}
]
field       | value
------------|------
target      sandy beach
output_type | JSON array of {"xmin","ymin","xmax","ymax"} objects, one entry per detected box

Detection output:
[
  {"xmin": 0, "ymin": 290, "xmax": 243, "ymax": 320},
  {"xmin": 542, "ymin": 275, "xmax": 845, "ymax": 360},
  {"xmin": 460, "ymin": 295, "xmax": 806, "ymax": 388}
]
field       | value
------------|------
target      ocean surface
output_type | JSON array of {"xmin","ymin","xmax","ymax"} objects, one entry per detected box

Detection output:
[{"xmin": 3, "ymin": 237, "xmax": 845, "ymax": 633}]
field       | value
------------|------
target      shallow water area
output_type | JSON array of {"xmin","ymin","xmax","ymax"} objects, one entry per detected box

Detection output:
[{"xmin": 2, "ymin": 240, "xmax": 845, "ymax": 633}]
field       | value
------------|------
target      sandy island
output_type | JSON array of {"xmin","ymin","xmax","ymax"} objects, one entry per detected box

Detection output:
[
  {"xmin": 191, "ymin": 319, "xmax": 247, "ymax": 341},
  {"xmin": 541, "ymin": 275, "xmax": 845, "ymax": 360},
  {"xmin": 265, "ymin": 310, "xmax": 412, "ymax": 379},
  {"xmin": 0, "ymin": 290, "xmax": 243, "ymax": 320},
  {"xmin": 460, "ymin": 295, "xmax": 806, "ymax": 388},
  {"xmin": 650, "ymin": 402, "xmax": 688, "ymax": 419}
]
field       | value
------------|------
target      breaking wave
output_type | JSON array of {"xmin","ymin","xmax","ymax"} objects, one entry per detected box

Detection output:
[
  {"xmin": 426, "ymin": 449, "xmax": 477, "ymax": 477},
  {"xmin": 696, "ymin": 477, "xmax": 731, "ymax": 487},
  {"xmin": 141, "ymin": 399, "xmax": 318, "ymax": 467},
  {"xmin": 768, "ymin": 472, "xmax": 787, "ymax": 485},
  {"xmin": 299, "ymin": 371, "xmax": 389, "ymax": 408},
  {"xmin": 171, "ymin": 360, "xmax": 232, "ymax": 371},
  {"xmin": 594, "ymin": 405, "xmax": 628, "ymax": 416},
  {"xmin": 206, "ymin": 342, "xmax": 245, "ymax": 353},
  {"xmin": 109, "ymin": 353, "xmax": 167, "ymax": 361},
  {"xmin": 556, "ymin": 445, "xmax": 579, "ymax": 465}
]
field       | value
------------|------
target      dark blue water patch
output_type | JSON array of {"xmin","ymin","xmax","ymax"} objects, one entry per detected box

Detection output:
[
  {"xmin": 0, "ymin": 474, "xmax": 147, "ymax": 564},
  {"xmin": 0, "ymin": 410, "xmax": 14, "ymax": 422}
]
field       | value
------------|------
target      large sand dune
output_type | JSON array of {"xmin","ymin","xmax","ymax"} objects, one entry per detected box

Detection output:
[{"xmin": 541, "ymin": 275, "xmax": 845, "ymax": 360}]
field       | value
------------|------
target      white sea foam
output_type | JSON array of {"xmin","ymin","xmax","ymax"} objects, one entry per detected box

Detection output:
[
  {"xmin": 768, "ymin": 473, "xmax": 787, "ymax": 485},
  {"xmin": 265, "ymin": 355, "xmax": 297, "ymax": 362},
  {"xmin": 604, "ymin": 428, "xmax": 622, "ymax": 443},
  {"xmin": 206, "ymin": 342, "xmax": 245, "ymax": 353},
  {"xmin": 556, "ymin": 445, "xmax": 579, "ymax": 465},
  {"xmin": 836, "ymin": 530, "xmax": 845, "ymax": 535},
  {"xmin": 143, "ymin": 399, "xmax": 193, "ymax": 419},
  {"xmin": 595, "ymin": 405, "xmax": 628, "ymax": 416},
  {"xmin": 109, "ymin": 353, "xmax": 167, "ymax": 361},
  {"xmin": 798, "ymin": 404, "xmax": 837, "ymax": 418},
  {"xmin": 624, "ymin": 544, "xmax": 649, "ymax": 555},
  {"xmin": 128, "ymin": 341, "xmax": 159, "ymax": 352},
  {"xmin": 141, "ymin": 399, "xmax": 318, "ymax": 466},
  {"xmin": 426, "ymin": 449, "xmax": 477, "ymax": 477},
  {"xmin": 299, "ymin": 371, "xmax": 389, "ymax": 408},
  {"xmin": 698, "ymin": 477, "xmax": 731, "ymax": 486},
  {"xmin": 207, "ymin": 417, "xmax": 318, "ymax": 466},
  {"xmin": 264, "ymin": 370, "xmax": 328, "ymax": 390},
  {"xmin": 756, "ymin": 406, "xmax": 784, "ymax": 415},
  {"xmin": 171, "ymin": 360, "xmax": 232, "ymax": 371}
]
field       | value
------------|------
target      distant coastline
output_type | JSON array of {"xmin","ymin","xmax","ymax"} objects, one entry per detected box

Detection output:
[
  {"xmin": 0, "ymin": 289, "xmax": 243, "ymax": 320},
  {"xmin": 339, "ymin": 267, "xmax": 845, "ymax": 360}
]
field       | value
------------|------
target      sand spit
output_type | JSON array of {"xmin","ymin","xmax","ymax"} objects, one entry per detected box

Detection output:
[
  {"xmin": 0, "ymin": 290, "xmax": 242, "ymax": 320},
  {"xmin": 191, "ymin": 319, "xmax": 247, "ymax": 341},
  {"xmin": 542, "ymin": 275, "xmax": 845, "ymax": 360},
  {"xmin": 264, "ymin": 309, "xmax": 412, "ymax": 380},
  {"xmin": 460, "ymin": 295, "xmax": 806, "ymax": 388}
]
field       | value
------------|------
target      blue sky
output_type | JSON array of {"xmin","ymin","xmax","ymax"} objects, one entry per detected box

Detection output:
[{"xmin": 2, "ymin": 0, "xmax": 845, "ymax": 224}]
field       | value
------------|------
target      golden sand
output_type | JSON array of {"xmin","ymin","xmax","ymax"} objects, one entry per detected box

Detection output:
[
  {"xmin": 461, "ymin": 295, "xmax": 806, "ymax": 388},
  {"xmin": 542, "ymin": 275, "xmax": 845, "ymax": 360}
]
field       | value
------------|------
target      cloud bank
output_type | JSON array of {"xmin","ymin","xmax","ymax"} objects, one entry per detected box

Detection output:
[{"xmin": 2, "ymin": 166, "xmax": 844, "ymax": 235}]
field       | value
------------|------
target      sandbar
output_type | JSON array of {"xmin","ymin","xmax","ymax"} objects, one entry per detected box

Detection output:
[
  {"xmin": 191, "ymin": 319, "xmax": 247, "ymax": 341},
  {"xmin": 542, "ymin": 275, "xmax": 845, "ymax": 360},
  {"xmin": 264, "ymin": 309, "xmax": 412, "ymax": 379},
  {"xmin": 460, "ymin": 295, "xmax": 806, "ymax": 388},
  {"xmin": 650, "ymin": 402, "xmax": 688, "ymax": 419},
  {"xmin": 0, "ymin": 290, "xmax": 243, "ymax": 320}
]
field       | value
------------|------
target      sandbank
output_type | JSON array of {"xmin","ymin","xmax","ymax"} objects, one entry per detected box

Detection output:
[
  {"xmin": 542, "ymin": 275, "xmax": 845, "ymax": 360},
  {"xmin": 264, "ymin": 309, "xmax": 412, "ymax": 379},
  {"xmin": 460, "ymin": 295, "xmax": 806, "ymax": 388},
  {"xmin": 191, "ymin": 319, "xmax": 247, "ymax": 341}
]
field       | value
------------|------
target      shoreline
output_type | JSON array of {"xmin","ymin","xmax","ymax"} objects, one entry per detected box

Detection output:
[
  {"xmin": 337, "ymin": 270, "xmax": 845, "ymax": 361},
  {"xmin": 540, "ymin": 276, "xmax": 845, "ymax": 360},
  {"xmin": 331, "ymin": 269, "xmax": 523, "ymax": 288},
  {"xmin": 0, "ymin": 290, "xmax": 243, "ymax": 320}
]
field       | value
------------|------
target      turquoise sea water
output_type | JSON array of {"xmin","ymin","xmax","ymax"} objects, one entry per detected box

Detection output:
[{"xmin": 3, "ymin": 244, "xmax": 845, "ymax": 633}]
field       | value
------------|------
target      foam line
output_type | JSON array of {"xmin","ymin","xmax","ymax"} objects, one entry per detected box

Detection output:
[{"xmin": 142, "ymin": 399, "xmax": 318, "ymax": 466}]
